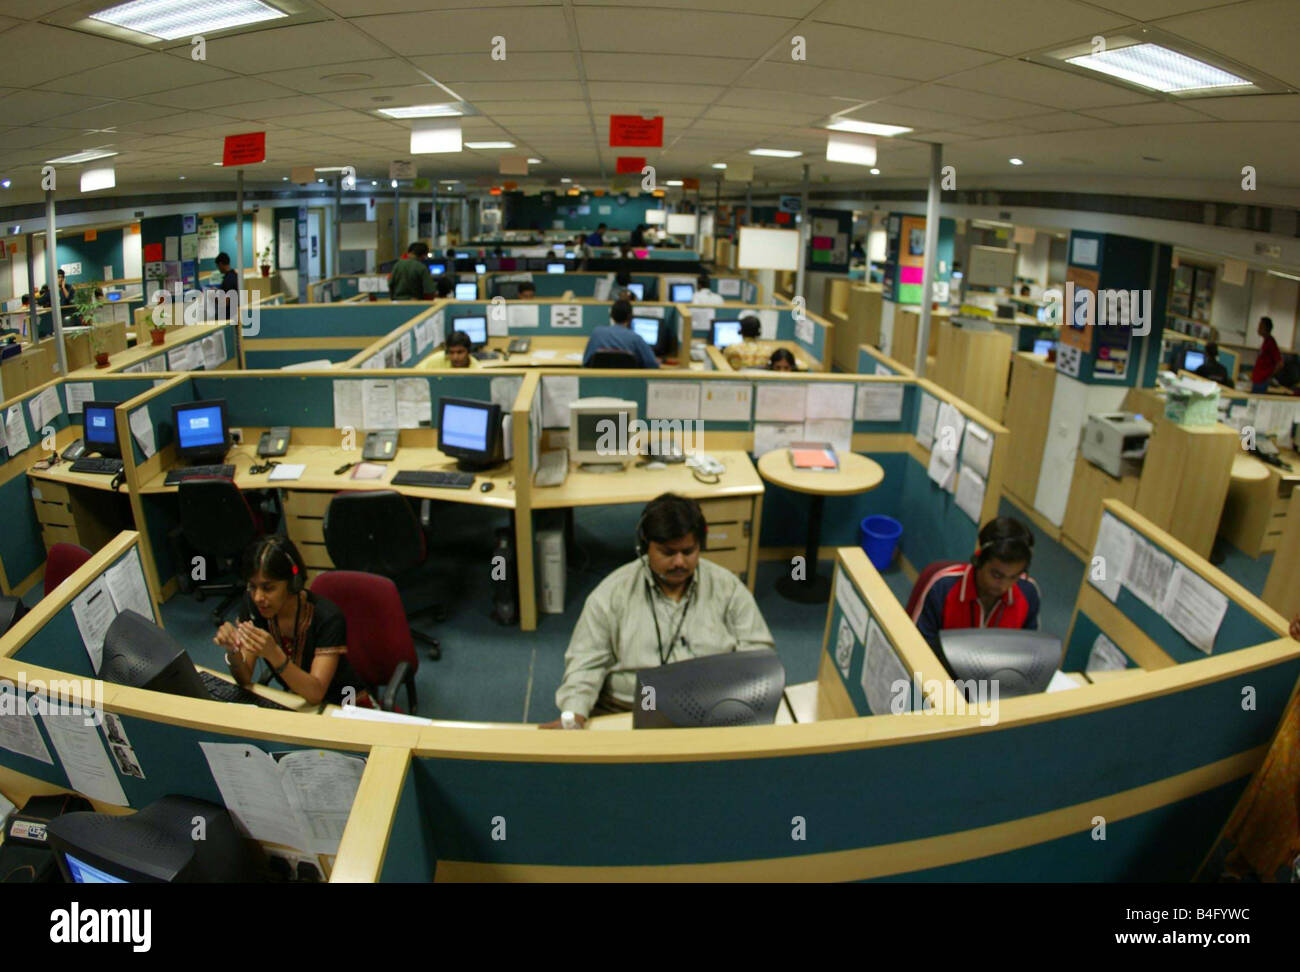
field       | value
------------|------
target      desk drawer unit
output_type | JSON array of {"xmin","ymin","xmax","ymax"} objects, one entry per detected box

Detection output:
[
  {"xmin": 281, "ymin": 490, "xmax": 335, "ymax": 572},
  {"xmin": 698, "ymin": 497, "xmax": 754, "ymax": 580},
  {"xmin": 31, "ymin": 480, "xmax": 78, "ymax": 550}
]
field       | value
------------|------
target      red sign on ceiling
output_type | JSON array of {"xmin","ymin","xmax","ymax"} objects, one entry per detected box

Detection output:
[
  {"xmin": 616, "ymin": 156, "xmax": 647, "ymax": 174},
  {"xmin": 609, "ymin": 115, "xmax": 663, "ymax": 148},
  {"xmin": 222, "ymin": 132, "xmax": 266, "ymax": 166}
]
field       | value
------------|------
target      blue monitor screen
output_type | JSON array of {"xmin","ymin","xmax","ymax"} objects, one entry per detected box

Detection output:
[
  {"xmin": 624, "ymin": 282, "xmax": 644, "ymax": 300},
  {"xmin": 175, "ymin": 404, "xmax": 225, "ymax": 451},
  {"xmin": 428, "ymin": 262, "xmax": 446, "ymax": 275},
  {"xmin": 65, "ymin": 854, "xmax": 127, "ymax": 884},
  {"xmin": 455, "ymin": 316, "xmax": 487, "ymax": 345},
  {"xmin": 670, "ymin": 283, "xmax": 695, "ymax": 302},
  {"xmin": 84, "ymin": 406, "xmax": 116, "ymax": 446},
  {"xmin": 442, "ymin": 402, "xmax": 489, "ymax": 453},
  {"xmin": 1033, "ymin": 339, "xmax": 1054, "ymax": 356},
  {"xmin": 713, "ymin": 320, "xmax": 742, "ymax": 349},
  {"xmin": 1184, "ymin": 349, "xmax": 1205, "ymax": 371},
  {"xmin": 106, "ymin": 292, "xmax": 122, "ymax": 302},
  {"xmin": 632, "ymin": 318, "xmax": 660, "ymax": 345},
  {"xmin": 475, "ymin": 263, "xmax": 487, "ymax": 274},
  {"xmin": 547, "ymin": 263, "xmax": 566, "ymax": 274},
  {"xmin": 565, "ymin": 251, "xmax": 575, "ymax": 259},
  {"xmin": 454, "ymin": 282, "xmax": 477, "ymax": 300}
]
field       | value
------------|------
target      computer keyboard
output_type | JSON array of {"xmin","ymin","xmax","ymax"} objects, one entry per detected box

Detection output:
[
  {"xmin": 70, "ymin": 457, "xmax": 123, "ymax": 475},
  {"xmin": 391, "ymin": 470, "xmax": 476, "ymax": 489},
  {"xmin": 164, "ymin": 464, "xmax": 236, "ymax": 485},
  {"xmin": 198, "ymin": 670, "xmax": 293, "ymax": 711},
  {"xmin": 472, "ymin": 350, "xmax": 501, "ymax": 361}
]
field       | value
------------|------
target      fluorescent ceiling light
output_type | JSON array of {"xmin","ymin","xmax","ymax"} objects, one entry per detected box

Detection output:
[
  {"xmin": 1065, "ymin": 43, "xmax": 1250, "ymax": 93},
  {"xmin": 827, "ymin": 132, "xmax": 877, "ymax": 167},
  {"xmin": 560, "ymin": 178, "xmax": 572, "ymax": 183},
  {"xmin": 1009, "ymin": 158, "xmax": 1024, "ymax": 165},
  {"xmin": 45, "ymin": 148, "xmax": 118, "ymax": 165},
  {"xmin": 826, "ymin": 119, "xmax": 912, "ymax": 137},
  {"xmin": 870, "ymin": 168, "xmax": 880, "ymax": 175},
  {"xmin": 527, "ymin": 157, "xmax": 542, "ymax": 164},
  {"xmin": 1267, "ymin": 269, "xmax": 1300, "ymax": 282},
  {"xmin": 90, "ymin": 0, "xmax": 287, "ymax": 41},
  {"xmin": 749, "ymin": 148, "xmax": 802, "ymax": 158},
  {"xmin": 711, "ymin": 163, "xmax": 726, "ymax": 169},
  {"xmin": 665, "ymin": 180, "xmax": 683, "ymax": 186},
  {"xmin": 377, "ymin": 104, "xmax": 463, "ymax": 119},
  {"xmin": 464, "ymin": 141, "xmax": 514, "ymax": 149},
  {"xmin": 411, "ymin": 119, "xmax": 462, "ymax": 154},
  {"xmin": 80, "ymin": 165, "xmax": 116, "ymax": 193}
]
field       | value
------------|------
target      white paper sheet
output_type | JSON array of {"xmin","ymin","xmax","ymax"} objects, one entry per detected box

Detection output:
[
  {"xmin": 399, "ymin": 331, "xmax": 414, "ymax": 364},
  {"xmin": 752, "ymin": 421, "xmax": 804, "ymax": 457},
  {"xmin": 430, "ymin": 309, "xmax": 445, "ymax": 348},
  {"xmin": 961, "ymin": 422, "xmax": 993, "ymax": 478},
  {"xmin": 274, "ymin": 750, "xmax": 367, "ymax": 855},
  {"xmin": 754, "ymin": 383, "xmax": 807, "ymax": 422},
  {"xmin": 550, "ymin": 304, "xmax": 583, "ymax": 328},
  {"xmin": 61, "ymin": 383, "xmax": 94, "ymax": 418},
  {"xmin": 330, "ymin": 706, "xmax": 433, "ymax": 725},
  {"xmin": 915, "ymin": 392, "xmax": 938, "ymax": 448},
  {"xmin": 70, "ymin": 577, "xmax": 115, "ymax": 673},
  {"xmin": 834, "ymin": 616, "xmax": 855, "ymax": 678},
  {"xmin": 199, "ymin": 742, "xmax": 311, "ymax": 852},
  {"xmin": 541, "ymin": 375, "xmax": 580, "ymax": 428},
  {"xmin": 927, "ymin": 402, "xmax": 965, "ymax": 492},
  {"xmin": 1123, "ymin": 536, "xmax": 1174, "ymax": 613},
  {"xmin": 5, "ymin": 404, "xmax": 30, "ymax": 454},
  {"xmin": 531, "ymin": 349, "xmax": 558, "ymax": 360},
  {"xmin": 413, "ymin": 319, "xmax": 433, "ymax": 354},
  {"xmin": 593, "ymin": 275, "xmax": 613, "ymax": 301},
  {"xmin": 487, "ymin": 308, "xmax": 509, "ymax": 337},
  {"xmin": 647, "ymin": 381, "xmax": 700, "ymax": 420},
  {"xmin": 104, "ymin": 548, "xmax": 153, "ymax": 624},
  {"xmin": 396, "ymin": 378, "xmax": 432, "ymax": 428},
  {"xmin": 1090, "ymin": 513, "xmax": 1134, "ymax": 602},
  {"xmin": 863, "ymin": 618, "xmax": 909, "ymax": 715},
  {"xmin": 127, "ymin": 406, "xmax": 155, "ymax": 458},
  {"xmin": 201, "ymin": 333, "xmax": 224, "ymax": 370},
  {"xmin": 0, "ymin": 684, "xmax": 54, "ymax": 764},
  {"xmin": 757, "ymin": 309, "xmax": 778, "ymax": 340},
  {"xmin": 699, "ymin": 382, "xmax": 752, "ymax": 421},
  {"xmin": 1162, "ymin": 564, "xmax": 1229, "ymax": 654},
  {"xmin": 563, "ymin": 352, "xmax": 583, "ymax": 362},
  {"xmin": 361, "ymin": 379, "xmax": 398, "ymax": 429},
  {"xmin": 32, "ymin": 385, "xmax": 62, "ymax": 432},
  {"xmin": 636, "ymin": 305, "xmax": 665, "ymax": 319},
  {"xmin": 803, "ymin": 418, "xmax": 852, "ymax": 454},
  {"xmin": 955, "ymin": 465, "xmax": 985, "ymax": 523},
  {"xmin": 332, "ymin": 381, "xmax": 363, "ymax": 430},
  {"xmin": 507, "ymin": 304, "xmax": 540, "ymax": 328},
  {"xmin": 1046, "ymin": 670, "xmax": 1082, "ymax": 693},
  {"xmin": 805, "ymin": 383, "xmax": 855, "ymax": 420},
  {"xmin": 268, "ymin": 463, "xmax": 306, "ymax": 481},
  {"xmin": 874, "ymin": 362, "xmax": 894, "ymax": 376},
  {"xmin": 42, "ymin": 712, "xmax": 128, "ymax": 806},
  {"xmin": 834, "ymin": 566, "xmax": 869, "ymax": 641},
  {"xmin": 1086, "ymin": 633, "xmax": 1128, "ymax": 672},
  {"xmin": 688, "ymin": 307, "xmax": 714, "ymax": 334},
  {"xmin": 491, "ymin": 376, "xmax": 524, "ymax": 412},
  {"xmin": 717, "ymin": 278, "xmax": 741, "ymax": 297},
  {"xmin": 794, "ymin": 314, "xmax": 814, "ymax": 345},
  {"xmin": 855, "ymin": 384, "xmax": 903, "ymax": 422}
]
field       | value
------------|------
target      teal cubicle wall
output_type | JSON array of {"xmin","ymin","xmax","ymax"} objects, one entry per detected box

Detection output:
[
  {"xmin": 487, "ymin": 273, "xmax": 660, "ymax": 300},
  {"xmin": 244, "ymin": 304, "xmax": 425, "ymax": 369}
]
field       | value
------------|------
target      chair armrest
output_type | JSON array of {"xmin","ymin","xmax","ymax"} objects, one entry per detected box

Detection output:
[{"xmin": 381, "ymin": 661, "xmax": 411, "ymax": 711}]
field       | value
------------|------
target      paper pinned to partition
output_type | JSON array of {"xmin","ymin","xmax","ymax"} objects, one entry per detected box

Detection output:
[
  {"xmin": 954, "ymin": 465, "xmax": 985, "ymax": 522},
  {"xmin": 961, "ymin": 422, "xmax": 993, "ymax": 478},
  {"xmin": 794, "ymin": 315, "xmax": 814, "ymax": 345},
  {"xmin": 863, "ymin": 618, "xmax": 910, "ymax": 715},
  {"xmin": 689, "ymin": 307, "xmax": 714, "ymax": 333},
  {"xmin": 5, "ymin": 404, "xmax": 30, "ymax": 454},
  {"xmin": 752, "ymin": 421, "xmax": 803, "ymax": 457},
  {"xmin": 717, "ymin": 278, "xmax": 741, "ymax": 297},
  {"xmin": 803, "ymin": 418, "xmax": 852, "ymax": 454},
  {"xmin": 332, "ymin": 380, "xmax": 363, "ymax": 430},
  {"xmin": 700, "ymin": 382, "xmax": 752, "ymax": 421},
  {"xmin": 70, "ymin": 578, "xmax": 115, "ymax": 673},
  {"xmin": 541, "ymin": 375, "xmax": 580, "ymax": 428},
  {"xmin": 0, "ymin": 683, "xmax": 53, "ymax": 764},
  {"xmin": 1086, "ymin": 633, "xmax": 1128, "ymax": 672},
  {"xmin": 396, "ymin": 378, "xmax": 432, "ymax": 428},
  {"xmin": 757, "ymin": 309, "xmax": 778, "ymax": 340},
  {"xmin": 1162, "ymin": 564, "xmax": 1228, "ymax": 654},
  {"xmin": 1090, "ymin": 513, "xmax": 1134, "ymax": 602},
  {"xmin": 361, "ymin": 379, "xmax": 398, "ymax": 429},
  {"xmin": 32, "ymin": 385, "xmax": 62, "ymax": 431},
  {"xmin": 508, "ymin": 304, "xmax": 540, "ymax": 328},
  {"xmin": 42, "ymin": 712, "xmax": 128, "ymax": 807},
  {"xmin": 855, "ymin": 383, "xmax": 903, "ymax": 422},
  {"xmin": 834, "ymin": 566, "xmax": 868, "ymax": 641},
  {"xmin": 805, "ymin": 383, "xmax": 854, "ymax": 420},
  {"xmin": 491, "ymin": 376, "xmax": 523, "ymax": 412},
  {"xmin": 754, "ymin": 383, "xmax": 807, "ymax": 422},
  {"xmin": 1123, "ymin": 535, "xmax": 1174, "ymax": 613},
  {"xmin": 104, "ymin": 548, "xmax": 154, "ymax": 624},
  {"xmin": 915, "ymin": 392, "xmax": 938, "ymax": 448},
  {"xmin": 128, "ymin": 406, "xmax": 155, "ymax": 458},
  {"xmin": 647, "ymin": 381, "xmax": 700, "ymax": 420},
  {"xmin": 927, "ymin": 402, "xmax": 965, "ymax": 492},
  {"xmin": 550, "ymin": 303, "xmax": 582, "ymax": 328}
]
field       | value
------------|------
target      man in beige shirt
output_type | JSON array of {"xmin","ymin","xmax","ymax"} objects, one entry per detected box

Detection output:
[{"xmin": 545, "ymin": 493, "xmax": 774, "ymax": 727}]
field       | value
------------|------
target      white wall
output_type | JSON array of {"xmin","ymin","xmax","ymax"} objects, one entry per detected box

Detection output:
[
  {"xmin": 1211, "ymin": 267, "xmax": 1251, "ymax": 344},
  {"xmin": 1015, "ymin": 233, "xmax": 1051, "ymax": 290},
  {"xmin": 122, "ymin": 225, "xmax": 141, "ymax": 281},
  {"xmin": 1246, "ymin": 273, "xmax": 1298, "ymax": 350}
]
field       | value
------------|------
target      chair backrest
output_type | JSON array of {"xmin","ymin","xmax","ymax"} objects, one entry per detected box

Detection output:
[
  {"xmin": 45, "ymin": 543, "xmax": 92, "ymax": 598},
  {"xmin": 310, "ymin": 571, "xmax": 416, "ymax": 688},
  {"xmin": 588, "ymin": 348, "xmax": 638, "ymax": 369},
  {"xmin": 322, "ymin": 490, "xmax": 426, "ymax": 577},
  {"xmin": 1, "ymin": 343, "xmax": 21, "ymax": 361},
  {"xmin": 177, "ymin": 478, "xmax": 261, "ymax": 558},
  {"xmin": 905, "ymin": 560, "xmax": 965, "ymax": 619}
]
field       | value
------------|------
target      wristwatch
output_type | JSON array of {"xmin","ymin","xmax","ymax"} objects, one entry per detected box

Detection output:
[{"xmin": 560, "ymin": 710, "xmax": 579, "ymax": 730}]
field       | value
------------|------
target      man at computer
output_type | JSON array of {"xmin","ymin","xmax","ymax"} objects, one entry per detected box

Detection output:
[
  {"xmin": 544, "ymin": 493, "xmax": 774, "ymax": 727},
  {"xmin": 426, "ymin": 330, "xmax": 479, "ymax": 369},
  {"xmin": 910, "ymin": 517, "xmax": 1041, "ymax": 656},
  {"xmin": 516, "ymin": 281, "xmax": 536, "ymax": 299},
  {"xmin": 1194, "ymin": 341, "xmax": 1231, "ymax": 386},
  {"xmin": 389, "ymin": 242, "xmax": 436, "ymax": 300},
  {"xmin": 586, "ymin": 223, "xmax": 607, "ymax": 246},
  {"xmin": 724, "ymin": 315, "xmax": 779, "ymax": 370},
  {"xmin": 582, "ymin": 299, "xmax": 658, "ymax": 368},
  {"xmin": 691, "ymin": 273, "xmax": 725, "ymax": 306}
]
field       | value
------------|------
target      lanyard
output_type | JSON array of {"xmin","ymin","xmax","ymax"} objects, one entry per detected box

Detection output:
[{"xmin": 645, "ymin": 573, "xmax": 695, "ymax": 665}]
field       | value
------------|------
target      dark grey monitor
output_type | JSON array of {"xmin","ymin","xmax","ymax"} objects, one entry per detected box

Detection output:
[
  {"xmin": 937, "ymin": 628, "xmax": 1061, "ymax": 698},
  {"xmin": 633, "ymin": 648, "xmax": 785, "ymax": 728}
]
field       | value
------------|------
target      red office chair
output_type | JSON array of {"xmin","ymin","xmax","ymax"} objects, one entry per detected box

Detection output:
[
  {"xmin": 310, "ymin": 571, "xmax": 418, "ymax": 713},
  {"xmin": 905, "ymin": 560, "xmax": 964, "ymax": 619},
  {"xmin": 45, "ymin": 543, "xmax": 92, "ymax": 598},
  {"xmin": 177, "ymin": 477, "xmax": 264, "ymax": 626}
]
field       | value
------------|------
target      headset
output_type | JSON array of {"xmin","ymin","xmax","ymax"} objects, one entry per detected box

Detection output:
[
  {"xmin": 256, "ymin": 534, "xmax": 307, "ymax": 593},
  {"xmin": 971, "ymin": 519, "xmax": 1034, "ymax": 570}
]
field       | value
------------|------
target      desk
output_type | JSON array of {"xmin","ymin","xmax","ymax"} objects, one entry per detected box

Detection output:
[
  {"xmin": 472, "ymin": 335, "xmax": 587, "ymax": 369},
  {"xmin": 1220, "ymin": 448, "xmax": 1299, "ymax": 557},
  {"xmin": 27, "ymin": 456, "xmax": 133, "ymax": 556},
  {"xmin": 757, "ymin": 450, "xmax": 884, "ymax": 602}
]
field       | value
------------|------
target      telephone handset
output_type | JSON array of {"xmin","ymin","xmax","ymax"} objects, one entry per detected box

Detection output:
[
  {"xmin": 362, "ymin": 430, "xmax": 399, "ymax": 461},
  {"xmin": 61, "ymin": 439, "xmax": 86, "ymax": 461},
  {"xmin": 257, "ymin": 426, "xmax": 291, "ymax": 458}
]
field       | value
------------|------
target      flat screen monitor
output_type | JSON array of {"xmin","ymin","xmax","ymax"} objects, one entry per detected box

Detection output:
[
  {"xmin": 1033, "ymin": 339, "xmax": 1054, "ymax": 357},
  {"xmin": 631, "ymin": 317, "xmax": 660, "ymax": 346},
  {"xmin": 570, "ymin": 397, "xmax": 637, "ymax": 467},
  {"xmin": 1184, "ymin": 349, "xmax": 1205, "ymax": 371},
  {"xmin": 633, "ymin": 648, "xmax": 785, "ymax": 728},
  {"xmin": 670, "ymin": 283, "xmax": 695, "ymax": 302},
  {"xmin": 712, "ymin": 319, "xmax": 742, "ymax": 349},
  {"xmin": 82, "ymin": 401, "xmax": 120, "ymax": 458},
  {"xmin": 547, "ymin": 262, "xmax": 566, "ymax": 274},
  {"xmin": 475, "ymin": 263, "xmax": 487, "ymax": 274},
  {"xmin": 565, "ymin": 251, "xmax": 575, "ymax": 259},
  {"xmin": 171, "ymin": 400, "xmax": 228, "ymax": 461},
  {"xmin": 454, "ymin": 282, "xmax": 477, "ymax": 300},
  {"xmin": 437, "ymin": 397, "xmax": 502, "ymax": 471},
  {"xmin": 427, "ymin": 261, "xmax": 446, "ymax": 275},
  {"xmin": 624, "ymin": 282, "xmax": 644, "ymax": 301},
  {"xmin": 1036, "ymin": 304, "xmax": 1051, "ymax": 324},
  {"xmin": 453, "ymin": 315, "xmax": 487, "ymax": 347}
]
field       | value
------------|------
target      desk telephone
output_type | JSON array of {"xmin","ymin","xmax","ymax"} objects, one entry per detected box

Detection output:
[
  {"xmin": 362, "ymin": 429, "xmax": 399, "ymax": 461},
  {"xmin": 257, "ymin": 426, "xmax": 291, "ymax": 458},
  {"xmin": 61, "ymin": 439, "xmax": 86, "ymax": 462}
]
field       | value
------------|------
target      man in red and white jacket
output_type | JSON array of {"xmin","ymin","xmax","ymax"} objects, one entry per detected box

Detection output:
[{"xmin": 911, "ymin": 517, "xmax": 1041, "ymax": 661}]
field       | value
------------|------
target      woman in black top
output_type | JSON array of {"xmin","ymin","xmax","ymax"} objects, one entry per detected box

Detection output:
[{"xmin": 213, "ymin": 536, "xmax": 356, "ymax": 706}]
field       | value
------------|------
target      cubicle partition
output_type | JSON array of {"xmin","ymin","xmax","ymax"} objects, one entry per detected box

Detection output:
[
  {"xmin": 486, "ymin": 271, "xmax": 661, "ymax": 300},
  {"xmin": 107, "ymin": 321, "xmax": 242, "ymax": 375},
  {"xmin": 244, "ymin": 303, "xmax": 429, "ymax": 370}
]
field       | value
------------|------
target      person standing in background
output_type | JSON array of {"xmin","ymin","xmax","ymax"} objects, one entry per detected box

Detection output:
[{"xmin": 1252, "ymin": 316, "xmax": 1282, "ymax": 393}]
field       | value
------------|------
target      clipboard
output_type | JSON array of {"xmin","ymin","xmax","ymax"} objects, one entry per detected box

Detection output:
[{"xmin": 789, "ymin": 441, "xmax": 839, "ymax": 471}]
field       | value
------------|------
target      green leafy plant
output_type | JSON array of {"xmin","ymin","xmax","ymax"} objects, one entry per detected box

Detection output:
[{"xmin": 71, "ymin": 282, "xmax": 107, "ymax": 347}]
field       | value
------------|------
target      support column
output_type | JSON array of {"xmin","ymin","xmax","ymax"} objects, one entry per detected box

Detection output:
[
  {"xmin": 392, "ymin": 180, "xmax": 400, "ymax": 260},
  {"xmin": 916, "ymin": 143, "xmax": 943, "ymax": 378},
  {"xmin": 235, "ymin": 169, "xmax": 245, "ymax": 292},
  {"xmin": 333, "ymin": 174, "xmax": 342, "ymax": 279},
  {"xmin": 794, "ymin": 162, "xmax": 810, "ymax": 304},
  {"xmin": 25, "ymin": 232, "xmax": 37, "ymax": 341},
  {"xmin": 44, "ymin": 190, "xmax": 67, "ymax": 376}
]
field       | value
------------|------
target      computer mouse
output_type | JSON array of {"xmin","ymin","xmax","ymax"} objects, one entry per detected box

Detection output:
[
  {"xmin": 645, "ymin": 461, "xmax": 667, "ymax": 471},
  {"xmin": 480, "ymin": 481, "xmax": 494, "ymax": 492}
]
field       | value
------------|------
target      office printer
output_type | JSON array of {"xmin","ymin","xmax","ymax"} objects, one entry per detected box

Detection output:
[{"xmin": 1081, "ymin": 412, "xmax": 1152, "ymax": 478}]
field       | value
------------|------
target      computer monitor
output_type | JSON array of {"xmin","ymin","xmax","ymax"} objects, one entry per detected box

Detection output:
[
  {"xmin": 631, "ymin": 317, "xmax": 660, "ymax": 346},
  {"xmin": 101, "ymin": 609, "xmax": 209, "ymax": 701},
  {"xmin": 454, "ymin": 281, "xmax": 478, "ymax": 300},
  {"xmin": 171, "ymin": 399, "xmax": 229, "ymax": 463},
  {"xmin": 1036, "ymin": 304, "xmax": 1051, "ymax": 324},
  {"xmin": 475, "ymin": 263, "xmax": 487, "ymax": 275},
  {"xmin": 565, "ymin": 251, "xmax": 575, "ymax": 259},
  {"xmin": 82, "ymin": 401, "xmax": 121, "ymax": 459},
  {"xmin": 438, "ymin": 397, "xmax": 503, "ymax": 471},
  {"xmin": 547, "ymin": 262, "xmax": 566, "ymax": 274},
  {"xmin": 937, "ymin": 628, "xmax": 1062, "ymax": 698},
  {"xmin": 633, "ymin": 648, "xmax": 785, "ymax": 728},
  {"xmin": 569, "ymin": 397, "xmax": 638, "ymax": 469},
  {"xmin": 624, "ymin": 282, "xmax": 644, "ymax": 300},
  {"xmin": 427, "ymin": 261, "xmax": 446, "ymax": 275},
  {"xmin": 453, "ymin": 315, "xmax": 487, "ymax": 348},
  {"xmin": 106, "ymin": 292, "xmax": 122, "ymax": 302},
  {"xmin": 1032, "ymin": 338, "xmax": 1054, "ymax": 357},
  {"xmin": 712, "ymin": 319, "xmax": 743, "ymax": 349},
  {"xmin": 1184, "ymin": 349, "xmax": 1205, "ymax": 372},
  {"xmin": 670, "ymin": 283, "xmax": 694, "ymax": 302}
]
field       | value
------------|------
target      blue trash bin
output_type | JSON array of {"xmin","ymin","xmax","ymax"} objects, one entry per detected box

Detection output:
[{"xmin": 860, "ymin": 515, "xmax": 902, "ymax": 570}]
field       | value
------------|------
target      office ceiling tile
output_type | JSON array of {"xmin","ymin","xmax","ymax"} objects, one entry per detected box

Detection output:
[
  {"xmin": 789, "ymin": 23, "xmax": 1000, "ymax": 80},
  {"xmin": 940, "ymin": 60, "xmax": 1154, "ymax": 111},
  {"xmin": 575, "ymin": 9, "xmax": 796, "ymax": 58},
  {"xmin": 352, "ymin": 9, "xmax": 574, "ymax": 55}
]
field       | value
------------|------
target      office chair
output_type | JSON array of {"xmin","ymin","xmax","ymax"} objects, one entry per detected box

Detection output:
[
  {"xmin": 322, "ymin": 490, "xmax": 444, "ymax": 660},
  {"xmin": 44, "ymin": 543, "xmax": 92, "ymax": 598},
  {"xmin": 587, "ymin": 348, "xmax": 639, "ymax": 369},
  {"xmin": 0, "ymin": 343, "xmax": 21, "ymax": 361},
  {"xmin": 310, "ymin": 571, "xmax": 419, "ymax": 713},
  {"xmin": 177, "ymin": 478, "xmax": 263, "ymax": 626},
  {"xmin": 904, "ymin": 561, "xmax": 963, "ymax": 619}
]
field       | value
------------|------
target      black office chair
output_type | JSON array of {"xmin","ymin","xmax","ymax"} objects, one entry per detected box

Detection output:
[
  {"xmin": 177, "ymin": 478, "xmax": 263, "ymax": 626},
  {"xmin": 322, "ymin": 490, "xmax": 444, "ymax": 660},
  {"xmin": 587, "ymin": 349, "xmax": 639, "ymax": 369}
]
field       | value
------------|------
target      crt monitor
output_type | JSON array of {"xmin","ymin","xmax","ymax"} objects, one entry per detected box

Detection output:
[
  {"xmin": 569, "ymin": 397, "xmax": 637, "ymax": 468},
  {"xmin": 101, "ymin": 609, "xmax": 210, "ymax": 701},
  {"xmin": 427, "ymin": 261, "xmax": 446, "ymax": 275},
  {"xmin": 670, "ymin": 282, "xmax": 695, "ymax": 302},
  {"xmin": 1184, "ymin": 348, "xmax": 1205, "ymax": 372},
  {"xmin": 454, "ymin": 281, "xmax": 478, "ymax": 300},
  {"xmin": 937, "ymin": 628, "xmax": 1062, "ymax": 698},
  {"xmin": 631, "ymin": 316, "xmax": 661, "ymax": 346},
  {"xmin": 712, "ymin": 319, "xmax": 743, "ymax": 349},
  {"xmin": 1032, "ymin": 338, "xmax": 1054, "ymax": 357},
  {"xmin": 453, "ymin": 315, "xmax": 487, "ymax": 348},
  {"xmin": 475, "ymin": 263, "xmax": 487, "ymax": 275},
  {"xmin": 171, "ymin": 399, "xmax": 229, "ymax": 462},
  {"xmin": 82, "ymin": 401, "xmax": 121, "ymax": 459},
  {"xmin": 547, "ymin": 262, "xmax": 566, "ymax": 274},
  {"xmin": 634, "ymin": 648, "xmax": 785, "ymax": 728},
  {"xmin": 623, "ymin": 282, "xmax": 644, "ymax": 300},
  {"xmin": 438, "ymin": 397, "xmax": 503, "ymax": 471}
]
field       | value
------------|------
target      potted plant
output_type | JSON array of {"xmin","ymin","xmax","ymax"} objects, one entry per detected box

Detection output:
[
  {"xmin": 71, "ymin": 282, "xmax": 111, "ymax": 366},
  {"xmin": 146, "ymin": 270, "xmax": 171, "ymax": 344},
  {"xmin": 258, "ymin": 245, "xmax": 273, "ymax": 278}
]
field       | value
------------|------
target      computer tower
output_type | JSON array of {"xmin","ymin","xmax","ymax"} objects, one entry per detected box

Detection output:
[{"xmin": 536, "ymin": 528, "xmax": 566, "ymax": 614}]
